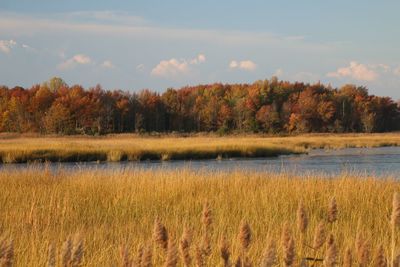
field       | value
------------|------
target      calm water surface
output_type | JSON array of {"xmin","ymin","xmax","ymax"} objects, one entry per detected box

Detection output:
[{"xmin": 1, "ymin": 146, "xmax": 399, "ymax": 176}]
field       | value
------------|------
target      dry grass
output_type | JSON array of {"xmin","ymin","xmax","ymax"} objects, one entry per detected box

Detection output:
[
  {"xmin": 0, "ymin": 167, "xmax": 399, "ymax": 266},
  {"xmin": 0, "ymin": 133, "xmax": 399, "ymax": 163}
]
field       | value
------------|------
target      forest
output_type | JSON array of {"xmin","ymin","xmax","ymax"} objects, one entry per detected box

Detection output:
[{"xmin": 0, "ymin": 77, "xmax": 399, "ymax": 135}]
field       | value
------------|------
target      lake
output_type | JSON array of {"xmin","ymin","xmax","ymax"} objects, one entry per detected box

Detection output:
[{"xmin": 1, "ymin": 146, "xmax": 399, "ymax": 176}]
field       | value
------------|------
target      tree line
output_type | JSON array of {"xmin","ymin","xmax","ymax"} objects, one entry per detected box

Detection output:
[{"xmin": 0, "ymin": 77, "xmax": 399, "ymax": 135}]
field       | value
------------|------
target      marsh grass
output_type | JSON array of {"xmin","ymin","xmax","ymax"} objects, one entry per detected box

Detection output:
[
  {"xmin": 0, "ymin": 133, "xmax": 399, "ymax": 163},
  {"xmin": 0, "ymin": 167, "xmax": 399, "ymax": 265}
]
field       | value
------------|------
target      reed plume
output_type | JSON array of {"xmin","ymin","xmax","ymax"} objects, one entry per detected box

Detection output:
[
  {"xmin": 374, "ymin": 245, "xmax": 387, "ymax": 267},
  {"xmin": 164, "ymin": 239, "xmax": 178, "ymax": 267},
  {"xmin": 179, "ymin": 227, "xmax": 192, "ymax": 267},
  {"xmin": 283, "ymin": 237, "xmax": 295, "ymax": 267},
  {"xmin": 153, "ymin": 218, "xmax": 169, "ymax": 251},
  {"xmin": 237, "ymin": 220, "xmax": 252, "ymax": 267},
  {"xmin": 313, "ymin": 221, "xmax": 326, "ymax": 250},
  {"xmin": 219, "ymin": 235, "xmax": 231, "ymax": 267},
  {"xmin": 195, "ymin": 245, "xmax": 205, "ymax": 267},
  {"xmin": 48, "ymin": 242, "xmax": 56, "ymax": 267},
  {"xmin": 141, "ymin": 243, "xmax": 153, "ymax": 267},
  {"xmin": 1, "ymin": 240, "xmax": 14, "ymax": 267},
  {"xmin": 71, "ymin": 236, "xmax": 84, "ymax": 267},
  {"xmin": 297, "ymin": 200, "xmax": 308, "ymax": 258},
  {"xmin": 297, "ymin": 201, "xmax": 308, "ymax": 233},
  {"xmin": 261, "ymin": 240, "xmax": 276, "ymax": 267},
  {"xmin": 323, "ymin": 234, "xmax": 337, "ymax": 267},
  {"xmin": 238, "ymin": 220, "xmax": 252, "ymax": 251},
  {"xmin": 62, "ymin": 237, "xmax": 73, "ymax": 267},
  {"xmin": 327, "ymin": 197, "xmax": 338, "ymax": 223}
]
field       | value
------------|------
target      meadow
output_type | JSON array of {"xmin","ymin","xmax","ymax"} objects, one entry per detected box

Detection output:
[
  {"xmin": 0, "ymin": 133, "xmax": 399, "ymax": 163},
  {"xmin": 0, "ymin": 167, "xmax": 399, "ymax": 266}
]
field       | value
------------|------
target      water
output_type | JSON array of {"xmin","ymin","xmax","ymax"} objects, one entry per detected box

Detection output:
[{"xmin": 1, "ymin": 146, "xmax": 399, "ymax": 176}]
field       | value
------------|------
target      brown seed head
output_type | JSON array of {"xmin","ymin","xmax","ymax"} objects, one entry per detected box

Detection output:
[
  {"xmin": 283, "ymin": 237, "xmax": 295, "ymax": 267},
  {"xmin": 153, "ymin": 218, "xmax": 169, "ymax": 250},
  {"xmin": 1, "ymin": 240, "xmax": 14, "ymax": 267},
  {"xmin": 195, "ymin": 245, "xmax": 205, "ymax": 267},
  {"xmin": 71, "ymin": 237, "xmax": 84, "ymax": 267},
  {"xmin": 238, "ymin": 220, "xmax": 252, "ymax": 251},
  {"xmin": 62, "ymin": 237, "xmax": 73, "ymax": 267},
  {"xmin": 261, "ymin": 240, "xmax": 276, "ymax": 267},
  {"xmin": 297, "ymin": 201, "xmax": 308, "ymax": 233},
  {"xmin": 328, "ymin": 197, "xmax": 338, "ymax": 223},
  {"xmin": 323, "ymin": 234, "xmax": 337, "ymax": 267},
  {"xmin": 164, "ymin": 239, "xmax": 178, "ymax": 267},
  {"xmin": 48, "ymin": 242, "xmax": 56, "ymax": 267},
  {"xmin": 141, "ymin": 243, "xmax": 153, "ymax": 267},
  {"xmin": 180, "ymin": 227, "xmax": 192, "ymax": 267},
  {"xmin": 219, "ymin": 235, "xmax": 231, "ymax": 267},
  {"xmin": 202, "ymin": 202, "xmax": 213, "ymax": 233},
  {"xmin": 313, "ymin": 221, "xmax": 326, "ymax": 250}
]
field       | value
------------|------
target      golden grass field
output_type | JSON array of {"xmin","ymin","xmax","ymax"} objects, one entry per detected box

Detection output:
[
  {"xmin": 0, "ymin": 133, "xmax": 399, "ymax": 163},
  {"xmin": 0, "ymin": 167, "xmax": 400, "ymax": 266}
]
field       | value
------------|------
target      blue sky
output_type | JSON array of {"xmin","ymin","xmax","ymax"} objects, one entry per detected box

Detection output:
[{"xmin": 1, "ymin": 1, "xmax": 400, "ymax": 98}]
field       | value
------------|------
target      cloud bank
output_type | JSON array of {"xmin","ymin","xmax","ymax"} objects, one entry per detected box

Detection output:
[
  {"xmin": 58, "ymin": 54, "xmax": 92, "ymax": 70},
  {"xmin": 151, "ymin": 54, "xmax": 206, "ymax": 78},
  {"xmin": 229, "ymin": 60, "xmax": 257, "ymax": 71},
  {"xmin": 0, "ymin": 39, "xmax": 17, "ymax": 53},
  {"xmin": 327, "ymin": 61, "xmax": 378, "ymax": 81}
]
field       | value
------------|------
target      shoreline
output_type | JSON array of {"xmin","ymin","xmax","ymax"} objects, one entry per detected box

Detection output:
[{"xmin": 0, "ymin": 133, "xmax": 399, "ymax": 163}]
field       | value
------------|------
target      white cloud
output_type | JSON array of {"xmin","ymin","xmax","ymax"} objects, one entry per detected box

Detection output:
[
  {"xmin": 190, "ymin": 54, "xmax": 206, "ymax": 64},
  {"xmin": 0, "ymin": 39, "xmax": 17, "ymax": 53},
  {"xmin": 101, "ymin": 60, "xmax": 115, "ymax": 69},
  {"xmin": 58, "ymin": 54, "xmax": 92, "ymax": 70},
  {"xmin": 327, "ymin": 61, "xmax": 378, "ymax": 81},
  {"xmin": 229, "ymin": 60, "xmax": 257, "ymax": 71},
  {"xmin": 151, "ymin": 54, "xmax": 206, "ymax": 78},
  {"xmin": 229, "ymin": 61, "xmax": 238, "ymax": 68},
  {"xmin": 151, "ymin": 58, "xmax": 189, "ymax": 77}
]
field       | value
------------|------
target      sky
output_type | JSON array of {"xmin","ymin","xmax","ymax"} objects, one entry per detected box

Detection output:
[{"xmin": 0, "ymin": 0, "xmax": 400, "ymax": 99}]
